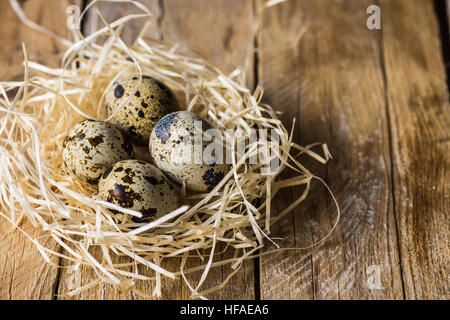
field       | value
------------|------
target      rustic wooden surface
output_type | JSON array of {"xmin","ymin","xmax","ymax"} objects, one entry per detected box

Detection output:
[
  {"xmin": 258, "ymin": 0, "xmax": 403, "ymax": 299},
  {"xmin": 0, "ymin": 0, "xmax": 81, "ymax": 299},
  {"xmin": 0, "ymin": 0, "xmax": 448, "ymax": 300}
]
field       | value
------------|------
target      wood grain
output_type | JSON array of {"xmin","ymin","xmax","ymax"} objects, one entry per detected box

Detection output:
[
  {"xmin": 257, "ymin": 0, "xmax": 404, "ymax": 299},
  {"xmin": 0, "ymin": 0, "xmax": 80, "ymax": 81},
  {"xmin": 0, "ymin": 0, "xmax": 81, "ymax": 300},
  {"xmin": 83, "ymin": 0, "xmax": 160, "ymax": 44},
  {"xmin": 379, "ymin": 0, "xmax": 449, "ymax": 299}
]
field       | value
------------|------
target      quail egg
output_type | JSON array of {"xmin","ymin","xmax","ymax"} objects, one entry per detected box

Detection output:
[
  {"xmin": 98, "ymin": 160, "xmax": 179, "ymax": 222},
  {"xmin": 150, "ymin": 111, "xmax": 230, "ymax": 192},
  {"xmin": 105, "ymin": 75, "xmax": 179, "ymax": 144},
  {"xmin": 62, "ymin": 120, "xmax": 134, "ymax": 184}
]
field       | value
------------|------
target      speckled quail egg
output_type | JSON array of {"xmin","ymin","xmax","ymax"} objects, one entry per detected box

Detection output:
[
  {"xmin": 62, "ymin": 120, "xmax": 134, "ymax": 184},
  {"xmin": 149, "ymin": 111, "xmax": 230, "ymax": 193},
  {"xmin": 105, "ymin": 75, "xmax": 179, "ymax": 144},
  {"xmin": 98, "ymin": 160, "xmax": 179, "ymax": 222}
]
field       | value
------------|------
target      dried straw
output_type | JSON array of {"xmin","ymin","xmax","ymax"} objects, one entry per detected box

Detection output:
[{"xmin": 0, "ymin": 0, "xmax": 339, "ymax": 299}]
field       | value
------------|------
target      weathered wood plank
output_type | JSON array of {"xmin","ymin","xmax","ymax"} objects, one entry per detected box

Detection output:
[
  {"xmin": 57, "ymin": 0, "xmax": 256, "ymax": 299},
  {"xmin": 0, "ymin": 0, "xmax": 81, "ymax": 300},
  {"xmin": 160, "ymin": 0, "xmax": 255, "ymax": 87},
  {"xmin": 257, "ymin": 0, "xmax": 404, "ymax": 299},
  {"xmin": 83, "ymin": 0, "xmax": 160, "ymax": 44},
  {"xmin": 0, "ymin": 223, "xmax": 60, "ymax": 299},
  {"xmin": 0, "ymin": 0, "xmax": 80, "ymax": 81},
  {"xmin": 379, "ymin": 0, "xmax": 449, "ymax": 300}
]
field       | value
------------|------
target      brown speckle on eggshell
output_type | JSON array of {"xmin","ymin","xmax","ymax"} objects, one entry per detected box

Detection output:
[
  {"xmin": 105, "ymin": 75, "xmax": 179, "ymax": 144},
  {"xmin": 62, "ymin": 120, "xmax": 134, "ymax": 184},
  {"xmin": 150, "ymin": 111, "xmax": 230, "ymax": 192},
  {"xmin": 98, "ymin": 160, "xmax": 179, "ymax": 223}
]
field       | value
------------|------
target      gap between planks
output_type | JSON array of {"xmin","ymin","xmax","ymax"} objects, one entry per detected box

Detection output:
[{"xmin": 375, "ymin": 1, "xmax": 407, "ymax": 297}]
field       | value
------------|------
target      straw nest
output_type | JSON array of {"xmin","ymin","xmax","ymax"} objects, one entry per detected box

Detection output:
[{"xmin": 0, "ymin": 0, "xmax": 339, "ymax": 299}]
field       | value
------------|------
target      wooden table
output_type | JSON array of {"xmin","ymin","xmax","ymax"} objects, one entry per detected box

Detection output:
[{"xmin": 0, "ymin": 0, "xmax": 448, "ymax": 300}]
